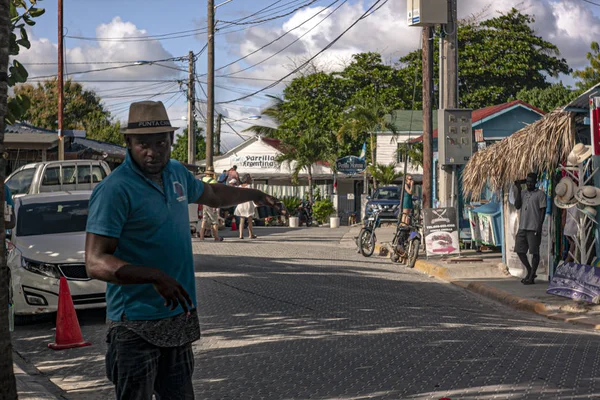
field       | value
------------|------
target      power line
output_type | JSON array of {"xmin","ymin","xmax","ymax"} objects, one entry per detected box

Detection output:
[
  {"xmin": 100, "ymin": 90, "xmax": 182, "ymax": 99},
  {"xmin": 219, "ymin": 0, "xmax": 319, "ymax": 26},
  {"xmin": 216, "ymin": 0, "xmax": 387, "ymax": 104},
  {"xmin": 581, "ymin": 0, "xmax": 600, "ymax": 6},
  {"xmin": 28, "ymin": 56, "xmax": 186, "ymax": 80},
  {"xmin": 211, "ymin": 0, "xmax": 342, "ymax": 75},
  {"xmin": 215, "ymin": 0, "xmax": 347, "ymax": 79},
  {"xmin": 66, "ymin": 27, "xmax": 209, "ymax": 42}
]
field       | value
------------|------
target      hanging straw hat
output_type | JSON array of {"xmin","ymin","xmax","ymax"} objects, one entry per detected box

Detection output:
[
  {"xmin": 581, "ymin": 206, "xmax": 598, "ymax": 223},
  {"xmin": 554, "ymin": 177, "xmax": 577, "ymax": 209},
  {"xmin": 121, "ymin": 101, "xmax": 178, "ymax": 135},
  {"xmin": 567, "ymin": 143, "xmax": 592, "ymax": 165},
  {"xmin": 575, "ymin": 186, "xmax": 600, "ymax": 206}
]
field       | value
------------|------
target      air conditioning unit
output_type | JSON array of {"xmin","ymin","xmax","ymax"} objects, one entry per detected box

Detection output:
[{"xmin": 407, "ymin": 0, "xmax": 448, "ymax": 27}]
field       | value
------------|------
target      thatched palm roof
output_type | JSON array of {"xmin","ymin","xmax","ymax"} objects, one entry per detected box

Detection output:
[{"xmin": 463, "ymin": 110, "xmax": 575, "ymax": 200}]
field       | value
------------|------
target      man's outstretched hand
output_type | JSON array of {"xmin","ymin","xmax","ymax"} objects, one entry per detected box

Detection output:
[{"xmin": 254, "ymin": 192, "xmax": 287, "ymax": 216}]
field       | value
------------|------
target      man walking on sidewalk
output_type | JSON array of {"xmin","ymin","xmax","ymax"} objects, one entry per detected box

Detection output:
[
  {"xmin": 85, "ymin": 101, "xmax": 279, "ymax": 400},
  {"xmin": 514, "ymin": 173, "xmax": 546, "ymax": 285}
]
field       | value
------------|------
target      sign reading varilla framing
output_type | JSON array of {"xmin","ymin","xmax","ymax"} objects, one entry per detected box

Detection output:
[{"xmin": 422, "ymin": 207, "xmax": 460, "ymax": 256}]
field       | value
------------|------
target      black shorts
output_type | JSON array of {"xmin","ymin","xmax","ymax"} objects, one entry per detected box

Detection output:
[{"xmin": 515, "ymin": 230, "xmax": 541, "ymax": 255}]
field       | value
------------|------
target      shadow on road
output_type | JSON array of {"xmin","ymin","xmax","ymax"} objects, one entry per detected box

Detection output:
[{"xmin": 10, "ymin": 243, "xmax": 600, "ymax": 399}]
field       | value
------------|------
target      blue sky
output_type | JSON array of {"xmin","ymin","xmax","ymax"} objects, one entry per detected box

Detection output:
[{"xmin": 17, "ymin": 0, "xmax": 600, "ymax": 151}]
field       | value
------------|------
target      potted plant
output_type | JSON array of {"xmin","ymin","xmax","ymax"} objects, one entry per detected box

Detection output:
[{"xmin": 313, "ymin": 198, "xmax": 338, "ymax": 228}]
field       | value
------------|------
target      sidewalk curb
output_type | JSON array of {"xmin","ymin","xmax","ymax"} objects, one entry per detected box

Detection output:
[
  {"xmin": 13, "ymin": 351, "xmax": 66, "ymax": 399},
  {"xmin": 413, "ymin": 259, "xmax": 600, "ymax": 330}
]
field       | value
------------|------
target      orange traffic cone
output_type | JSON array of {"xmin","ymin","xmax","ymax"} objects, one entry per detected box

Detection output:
[
  {"xmin": 231, "ymin": 219, "xmax": 237, "ymax": 231},
  {"xmin": 48, "ymin": 276, "xmax": 92, "ymax": 350}
]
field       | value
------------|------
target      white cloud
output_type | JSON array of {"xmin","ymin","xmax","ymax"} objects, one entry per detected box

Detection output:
[{"xmin": 14, "ymin": 17, "xmax": 188, "ymax": 121}]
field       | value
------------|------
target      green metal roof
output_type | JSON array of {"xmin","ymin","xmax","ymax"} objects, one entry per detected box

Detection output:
[{"xmin": 379, "ymin": 110, "xmax": 438, "ymax": 133}]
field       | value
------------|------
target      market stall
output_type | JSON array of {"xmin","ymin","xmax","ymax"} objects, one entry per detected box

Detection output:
[{"xmin": 463, "ymin": 110, "xmax": 575, "ymax": 280}]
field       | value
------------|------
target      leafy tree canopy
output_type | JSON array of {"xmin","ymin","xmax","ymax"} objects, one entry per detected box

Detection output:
[
  {"xmin": 6, "ymin": 0, "xmax": 46, "ymax": 125},
  {"xmin": 11, "ymin": 79, "xmax": 124, "ymax": 145},
  {"xmin": 171, "ymin": 126, "xmax": 206, "ymax": 164},
  {"xmin": 399, "ymin": 8, "xmax": 571, "ymax": 109},
  {"xmin": 574, "ymin": 41, "xmax": 600, "ymax": 91},
  {"xmin": 515, "ymin": 83, "xmax": 581, "ymax": 113}
]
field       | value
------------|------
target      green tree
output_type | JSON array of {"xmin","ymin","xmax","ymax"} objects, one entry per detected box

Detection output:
[
  {"xmin": 368, "ymin": 163, "xmax": 402, "ymax": 186},
  {"xmin": 574, "ymin": 42, "xmax": 600, "ymax": 91},
  {"xmin": 276, "ymin": 127, "xmax": 330, "ymax": 203},
  {"xmin": 12, "ymin": 79, "xmax": 124, "ymax": 144},
  {"xmin": 171, "ymin": 126, "xmax": 206, "ymax": 163},
  {"xmin": 396, "ymin": 142, "xmax": 423, "ymax": 169},
  {"xmin": 5, "ymin": 0, "xmax": 45, "ymax": 126},
  {"xmin": 243, "ymin": 95, "xmax": 282, "ymax": 137},
  {"xmin": 515, "ymin": 83, "xmax": 580, "ymax": 113},
  {"xmin": 398, "ymin": 9, "xmax": 571, "ymax": 109},
  {"xmin": 337, "ymin": 98, "xmax": 397, "ymax": 189},
  {"xmin": 335, "ymin": 52, "xmax": 414, "ymax": 110}
]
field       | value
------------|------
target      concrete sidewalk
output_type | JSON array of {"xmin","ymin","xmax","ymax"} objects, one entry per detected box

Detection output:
[
  {"xmin": 14, "ymin": 352, "xmax": 64, "ymax": 400},
  {"xmin": 415, "ymin": 256, "xmax": 600, "ymax": 330},
  {"xmin": 342, "ymin": 224, "xmax": 600, "ymax": 330}
]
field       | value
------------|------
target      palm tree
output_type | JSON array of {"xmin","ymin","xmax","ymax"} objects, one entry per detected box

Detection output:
[
  {"xmin": 243, "ymin": 95, "xmax": 283, "ymax": 137},
  {"xmin": 368, "ymin": 163, "xmax": 403, "ymax": 186},
  {"xmin": 0, "ymin": 0, "xmax": 18, "ymax": 398},
  {"xmin": 396, "ymin": 142, "xmax": 423, "ymax": 169},
  {"xmin": 276, "ymin": 127, "xmax": 330, "ymax": 203},
  {"xmin": 337, "ymin": 98, "xmax": 396, "ymax": 190}
]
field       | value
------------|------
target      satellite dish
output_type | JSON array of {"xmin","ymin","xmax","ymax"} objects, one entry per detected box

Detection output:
[{"xmin": 102, "ymin": 152, "xmax": 108, "ymax": 159}]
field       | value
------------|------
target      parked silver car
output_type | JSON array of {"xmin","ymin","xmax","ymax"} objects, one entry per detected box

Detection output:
[{"xmin": 5, "ymin": 160, "xmax": 111, "ymax": 198}]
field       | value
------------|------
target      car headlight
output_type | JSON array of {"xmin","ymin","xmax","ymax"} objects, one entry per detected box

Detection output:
[{"xmin": 21, "ymin": 258, "xmax": 61, "ymax": 279}]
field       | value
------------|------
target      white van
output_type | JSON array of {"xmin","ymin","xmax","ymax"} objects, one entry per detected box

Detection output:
[{"xmin": 6, "ymin": 160, "xmax": 111, "ymax": 198}]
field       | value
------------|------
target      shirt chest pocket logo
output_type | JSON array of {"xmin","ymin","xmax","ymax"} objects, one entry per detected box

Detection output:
[{"xmin": 173, "ymin": 181, "xmax": 187, "ymax": 202}]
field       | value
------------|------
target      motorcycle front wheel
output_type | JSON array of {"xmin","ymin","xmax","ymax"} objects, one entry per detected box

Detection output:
[
  {"xmin": 359, "ymin": 228, "xmax": 376, "ymax": 257},
  {"xmin": 407, "ymin": 238, "xmax": 420, "ymax": 268},
  {"xmin": 306, "ymin": 218, "xmax": 313, "ymax": 227}
]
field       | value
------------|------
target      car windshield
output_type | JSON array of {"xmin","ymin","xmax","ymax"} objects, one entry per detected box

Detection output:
[
  {"xmin": 373, "ymin": 188, "xmax": 400, "ymax": 200},
  {"xmin": 17, "ymin": 200, "xmax": 89, "ymax": 236}
]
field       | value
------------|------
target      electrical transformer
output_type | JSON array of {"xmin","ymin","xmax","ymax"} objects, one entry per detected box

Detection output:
[
  {"xmin": 407, "ymin": 0, "xmax": 449, "ymax": 27},
  {"xmin": 438, "ymin": 109, "xmax": 473, "ymax": 166}
]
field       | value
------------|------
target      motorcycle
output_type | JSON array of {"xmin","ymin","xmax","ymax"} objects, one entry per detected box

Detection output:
[
  {"xmin": 297, "ymin": 201, "xmax": 313, "ymax": 227},
  {"xmin": 357, "ymin": 209, "xmax": 381, "ymax": 257},
  {"xmin": 390, "ymin": 212, "xmax": 422, "ymax": 268}
]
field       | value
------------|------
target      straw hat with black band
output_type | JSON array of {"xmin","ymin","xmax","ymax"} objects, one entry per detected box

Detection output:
[{"xmin": 121, "ymin": 101, "xmax": 178, "ymax": 135}]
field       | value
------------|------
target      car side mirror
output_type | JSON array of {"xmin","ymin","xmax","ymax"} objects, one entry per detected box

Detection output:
[{"xmin": 366, "ymin": 196, "xmax": 371, "ymax": 200}]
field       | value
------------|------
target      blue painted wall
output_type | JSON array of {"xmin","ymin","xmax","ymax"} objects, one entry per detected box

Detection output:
[{"xmin": 478, "ymin": 106, "xmax": 542, "ymax": 140}]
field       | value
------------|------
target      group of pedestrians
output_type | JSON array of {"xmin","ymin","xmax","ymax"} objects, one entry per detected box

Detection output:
[{"xmin": 200, "ymin": 166, "xmax": 257, "ymax": 240}]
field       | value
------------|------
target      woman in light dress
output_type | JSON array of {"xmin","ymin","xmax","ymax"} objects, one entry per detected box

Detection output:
[{"xmin": 234, "ymin": 174, "xmax": 257, "ymax": 239}]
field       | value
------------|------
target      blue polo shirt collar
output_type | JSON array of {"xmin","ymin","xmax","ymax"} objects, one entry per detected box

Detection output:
[{"xmin": 124, "ymin": 151, "xmax": 171, "ymax": 196}]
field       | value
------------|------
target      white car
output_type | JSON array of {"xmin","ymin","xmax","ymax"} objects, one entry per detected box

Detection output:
[{"xmin": 8, "ymin": 191, "xmax": 106, "ymax": 316}]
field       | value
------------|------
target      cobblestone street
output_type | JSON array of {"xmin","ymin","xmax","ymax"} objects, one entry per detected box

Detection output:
[{"xmin": 11, "ymin": 227, "xmax": 600, "ymax": 399}]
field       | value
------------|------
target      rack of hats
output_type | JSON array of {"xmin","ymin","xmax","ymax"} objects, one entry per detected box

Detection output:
[{"xmin": 555, "ymin": 144, "xmax": 599, "ymax": 265}]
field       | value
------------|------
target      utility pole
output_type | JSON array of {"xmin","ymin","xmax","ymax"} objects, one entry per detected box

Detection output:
[
  {"xmin": 57, "ymin": 0, "xmax": 64, "ymax": 161},
  {"xmin": 422, "ymin": 26, "xmax": 434, "ymax": 209},
  {"xmin": 215, "ymin": 114, "xmax": 222, "ymax": 156},
  {"xmin": 438, "ymin": 0, "xmax": 458, "ymax": 207},
  {"xmin": 187, "ymin": 51, "xmax": 195, "ymax": 165},
  {"xmin": 205, "ymin": 0, "xmax": 215, "ymax": 173}
]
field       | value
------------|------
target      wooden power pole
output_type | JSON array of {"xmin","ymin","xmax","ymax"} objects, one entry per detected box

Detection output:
[
  {"xmin": 205, "ymin": 0, "xmax": 215, "ymax": 173},
  {"xmin": 422, "ymin": 26, "xmax": 434, "ymax": 209},
  {"xmin": 187, "ymin": 51, "xmax": 195, "ymax": 165},
  {"xmin": 58, "ymin": 0, "xmax": 64, "ymax": 161}
]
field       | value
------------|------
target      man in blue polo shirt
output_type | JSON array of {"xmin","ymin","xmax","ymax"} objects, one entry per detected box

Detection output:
[{"xmin": 85, "ymin": 101, "xmax": 279, "ymax": 400}]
